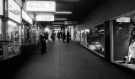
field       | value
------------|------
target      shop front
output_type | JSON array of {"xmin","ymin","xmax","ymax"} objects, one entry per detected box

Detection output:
[
  {"xmin": 22, "ymin": 9, "xmax": 34, "ymax": 45},
  {"xmin": 110, "ymin": 16, "xmax": 135, "ymax": 70},
  {"xmin": 0, "ymin": 0, "xmax": 4, "ymax": 58},
  {"xmin": 1, "ymin": 0, "xmax": 22, "ymax": 59},
  {"xmin": 80, "ymin": 29, "xmax": 90, "ymax": 48},
  {"xmin": 87, "ymin": 24, "xmax": 105, "ymax": 58}
]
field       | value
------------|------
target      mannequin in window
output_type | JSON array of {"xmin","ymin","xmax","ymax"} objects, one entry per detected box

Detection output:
[{"xmin": 128, "ymin": 27, "xmax": 135, "ymax": 63}]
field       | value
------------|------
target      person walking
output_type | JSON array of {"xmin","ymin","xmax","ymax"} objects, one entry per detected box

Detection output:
[
  {"xmin": 51, "ymin": 31, "xmax": 55, "ymax": 42},
  {"xmin": 62, "ymin": 32, "xmax": 66, "ymax": 43},
  {"xmin": 66, "ymin": 31, "xmax": 71, "ymax": 43},
  {"xmin": 40, "ymin": 32, "xmax": 47, "ymax": 54}
]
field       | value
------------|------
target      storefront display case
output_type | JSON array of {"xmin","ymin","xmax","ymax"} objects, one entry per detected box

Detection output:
[
  {"xmin": 110, "ymin": 17, "xmax": 135, "ymax": 70},
  {"xmin": 0, "ymin": 0, "xmax": 4, "ymax": 58},
  {"xmin": 5, "ymin": 20, "xmax": 21, "ymax": 58},
  {"xmin": 0, "ymin": 0, "xmax": 23, "ymax": 60},
  {"xmin": 0, "ymin": 19, "xmax": 3, "ymax": 57},
  {"xmin": 80, "ymin": 29, "xmax": 90, "ymax": 48},
  {"xmin": 87, "ymin": 24, "xmax": 105, "ymax": 58}
]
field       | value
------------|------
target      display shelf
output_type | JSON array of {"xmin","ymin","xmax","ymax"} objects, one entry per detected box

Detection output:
[
  {"xmin": 80, "ymin": 42, "xmax": 88, "ymax": 48},
  {"xmin": 114, "ymin": 61, "xmax": 135, "ymax": 71},
  {"xmin": 87, "ymin": 45, "xmax": 105, "ymax": 58},
  {"xmin": 80, "ymin": 43, "xmax": 105, "ymax": 58}
]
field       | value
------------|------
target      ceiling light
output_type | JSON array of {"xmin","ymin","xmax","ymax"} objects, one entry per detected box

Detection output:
[
  {"xmin": 36, "ymin": 13, "xmax": 54, "ymax": 21},
  {"xmin": 25, "ymin": 1, "xmax": 56, "ymax": 12},
  {"xmin": 55, "ymin": 18, "xmax": 67, "ymax": 21},
  {"xmin": 55, "ymin": 11, "xmax": 72, "ymax": 14}
]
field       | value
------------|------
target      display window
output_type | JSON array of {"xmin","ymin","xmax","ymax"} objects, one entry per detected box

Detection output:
[
  {"xmin": 0, "ymin": 19, "xmax": 2, "ymax": 40},
  {"xmin": 80, "ymin": 29, "xmax": 89, "ymax": 48},
  {"xmin": 7, "ymin": 20, "xmax": 19, "ymax": 42},
  {"xmin": 75, "ymin": 31, "xmax": 81, "ymax": 41},
  {"xmin": 87, "ymin": 24, "xmax": 105, "ymax": 57},
  {"xmin": 0, "ymin": 19, "xmax": 3, "ymax": 56},
  {"xmin": 112, "ymin": 17, "xmax": 135, "ymax": 70},
  {"xmin": 6, "ymin": 20, "xmax": 21, "ymax": 58}
]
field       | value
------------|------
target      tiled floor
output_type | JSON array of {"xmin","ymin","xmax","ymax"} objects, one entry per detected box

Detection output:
[{"xmin": 1, "ymin": 40, "xmax": 135, "ymax": 79}]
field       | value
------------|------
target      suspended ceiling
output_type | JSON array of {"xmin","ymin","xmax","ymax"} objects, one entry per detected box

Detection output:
[{"xmin": 26, "ymin": 0, "xmax": 107, "ymax": 23}]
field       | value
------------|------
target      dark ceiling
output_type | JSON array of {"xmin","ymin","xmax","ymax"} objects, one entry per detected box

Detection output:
[
  {"xmin": 55, "ymin": 0, "xmax": 107, "ymax": 22},
  {"xmin": 27, "ymin": 0, "xmax": 107, "ymax": 24}
]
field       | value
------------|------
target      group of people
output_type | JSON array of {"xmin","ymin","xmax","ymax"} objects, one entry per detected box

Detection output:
[
  {"xmin": 56, "ymin": 31, "xmax": 71, "ymax": 43},
  {"xmin": 39, "ymin": 30, "xmax": 71, "ymax": 54},
  {"xmin": 51, "ymin": 31, "xmax": 71, "ymax": 43},
  {"xmin": 62, "ymin": 31, "xmax": 71, "ymax": 43}
]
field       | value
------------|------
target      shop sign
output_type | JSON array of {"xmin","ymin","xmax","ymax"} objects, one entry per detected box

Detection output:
[
  {"xmin": 0, "ymin": 0, "xmax": 3, "ymax": 15},
  {"xmin": 8, "ymin": 0, "xmax": 21, "ymax": 23},
  {"xmin": 116, "ymin": 17, "xmax": 131, "ymax": 23},
  {"xmin": 36, "ymin": 13, "xmax": 54, "ymax": 21},
  {"xmin": 22, "ymin": 10, "xmax": 33, "ymax": 24},
  {"xmin": 25, "ymin": 1, "xmax": 56, "ymax": 12}
]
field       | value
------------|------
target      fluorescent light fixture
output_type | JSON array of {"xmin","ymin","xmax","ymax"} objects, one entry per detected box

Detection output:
[
  {"xmin": 116, "ymin": 17, "xmax": 131, "ymax": 22},
  {"xmin": 36, "ymin": 13, "xmax": 54, "ymax": 21},
  {"xmin": 26, "ymin": 1, "xmax": 56, "ymax": 12},
  {"xmin": 55, "ymin": 18, "xmax": 67, "ymax": 21},
  {"xmin": 55, "ymin": 11, "xmax": 72, "ymax": 14},
  {"xmin": 64, "ymin": 21, "xmax": 73, "ymax": 25},
  {"xmin": 52, "ymin": 22, "xmax": 64, "ymax": 24},
  {"xmin": 53, "ymin": 25, "xmax": 60, "ymax": 26}
]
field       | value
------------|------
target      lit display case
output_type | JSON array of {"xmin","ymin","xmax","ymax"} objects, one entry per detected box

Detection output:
[
  {"xmin": 0, "ymin": 19, "xmax": 3, "ymax": 56},
  {"xmin": 109, "ymin": 16, "xmax": 135, "ymax": 70},
  {"xmin": 5, "ymin": 20, "xmax": 21, "ymax": 58},
  {"xmin": 87, "ymin": 24, "xmax": 105, "ymax": 57},
  {"xmin": 1, "ymin": 0, "xmax": 22, "ymax": 59},
  {"xmin": 80, "ymin": 29, "xmax": 90, "ymax": 48}
]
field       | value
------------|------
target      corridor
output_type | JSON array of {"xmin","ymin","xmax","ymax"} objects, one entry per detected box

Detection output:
[{"xmin": 1, "ymin": 40, "xmax": 134, "ymax": 79}]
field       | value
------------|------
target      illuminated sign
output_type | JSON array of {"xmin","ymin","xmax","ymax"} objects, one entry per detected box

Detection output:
[
  {"xmin": 8, "ymin": 0, "xmax": 21, "ymax": 23},
  {"xmin": 36, "ymin": 13, "xmax": 54, "ymax": 21},
  {"xmin": 116, "ymin": 17, "xmax": 131, "ymax": 22},
  {"xmin": 55, "ymin": 11, "xmax": 72, "ymax": 14},
  {"xmin": 0, "ymin": 0, "xmax": 3, "ymax": 15},
  {"xmin": 26, "ymin": 1, "xmax": 56, "ymax": 12},
  {"xmin": 22, "ymin": 10, "xmax": 33, "ymax": 24}
]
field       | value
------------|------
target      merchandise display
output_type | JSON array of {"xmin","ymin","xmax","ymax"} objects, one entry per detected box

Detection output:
[
  {"xmin": 112, "ymin": 18, "xmax": 135, "ymax": 70},
  {"xmin": 87, "ymin": 24, "xmax": 105, "ymax": 57}
]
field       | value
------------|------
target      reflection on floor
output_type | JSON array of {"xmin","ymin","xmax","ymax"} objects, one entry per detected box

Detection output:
[
  {"xmin": 1, "ymin": 40, "xmax": 135, "ymax": 79},
  {"xmin": 88, "ymin": 45, "xmax": 105, "ymax": 58},
  {"xmin": 115, "ymin": 60, "xmax": 135, "ymax": 70}
]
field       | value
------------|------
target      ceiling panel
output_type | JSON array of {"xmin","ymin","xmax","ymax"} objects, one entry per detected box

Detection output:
[{"xmin": 26, "ymin": 0, "xmax": 108, "ymax": 23}]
